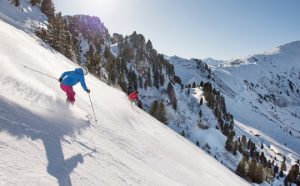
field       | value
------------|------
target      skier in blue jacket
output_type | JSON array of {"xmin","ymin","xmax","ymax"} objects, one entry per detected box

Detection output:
[{"xmin": 59, "ymin": 67, "xmax": 90, "ymax": 104}]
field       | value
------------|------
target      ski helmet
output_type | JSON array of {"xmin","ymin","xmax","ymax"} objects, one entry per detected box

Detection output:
[{"xmin": 82, "ymin": 66, "xmax": 89, "ymax": 75}]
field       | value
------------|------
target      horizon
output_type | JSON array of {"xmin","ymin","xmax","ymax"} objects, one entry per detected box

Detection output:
[{"xmin": 52, "ymin": 0, "xmax": 300, "ymax": 60}]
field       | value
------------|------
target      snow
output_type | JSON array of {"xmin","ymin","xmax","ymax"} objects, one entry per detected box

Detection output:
[
  {"xmin": 203, "ymin": 57, "xmax": 225, "ymax": 67},
  {"xmin": 110, "ymin": 43, "xmax": 119, "ymax": 57},
  {"xmin": 212, "ymin": 42, "xmax": 300, "ymax": 159},
  {"xmin": 79, "ymin": 35, "xmax": 89, "ymax": 64},
  {"xmin": 0, "ymin": 17, "xmax": 249, "ymax": 186},
  {"xmin": 167, "ymin": 40, "xmax": 300, "ymax": 182},
  {"xmin": 0, "ymin": 0, "xmax": 47, "ymax": 32},
  {"xmin": 167, "ymin": 56, "xmax": 205, "ymax": 84},
  {"xmin": 147, "ymin": 55, "xmax": 244, "ymax": 172}
]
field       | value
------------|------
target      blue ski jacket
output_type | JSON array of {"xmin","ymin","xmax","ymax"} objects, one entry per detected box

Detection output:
[{"xmin": 60, "ymin": 68, "xmax": 88, "ymax": 91}]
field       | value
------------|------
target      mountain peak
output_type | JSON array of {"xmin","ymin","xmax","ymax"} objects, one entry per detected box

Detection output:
[{"xmin": 265, "ymin": 40, "xmax": 300, "ymax": 55}]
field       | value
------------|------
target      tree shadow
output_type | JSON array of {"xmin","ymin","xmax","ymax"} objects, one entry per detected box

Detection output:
[{"xmin": 0, "ymin": 96, "xmax": 90, "ymax": 186}]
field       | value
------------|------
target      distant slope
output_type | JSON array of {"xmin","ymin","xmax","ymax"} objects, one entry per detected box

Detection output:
[
  {"xmin": 0, "ymin": 19, "xmax": 249, "ymax": 186},
  {"xmin": 167, "ymin": 42, "xmax": 300, "ymax": 176},
  {"xmin": 213, "ymin": 41, "xmax": 300, "ymax": 154}
]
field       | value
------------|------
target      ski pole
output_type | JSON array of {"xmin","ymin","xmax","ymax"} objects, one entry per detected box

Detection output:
[
  {"xmin": 24, "ymin": 65, "xmax": 57, "ymax": 80},
  {"xmin": 88, "ymin": 93, "xmax": 97, "ymax": 122}
]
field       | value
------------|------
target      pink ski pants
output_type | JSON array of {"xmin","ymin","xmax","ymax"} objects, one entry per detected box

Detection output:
[{"xmin": 60, "ymin": 83, "xmax": 76, "ymax": 103}]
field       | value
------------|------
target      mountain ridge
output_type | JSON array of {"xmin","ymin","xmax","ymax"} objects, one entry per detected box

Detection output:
[{"xmin": 1, "ymin": 0, "xmax": 299, "ymax": 185}]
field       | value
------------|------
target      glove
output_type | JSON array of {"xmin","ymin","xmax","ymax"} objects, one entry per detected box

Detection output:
[
  {"xmin": 86, "ymin": 89, "xmax": 90, "ymax": 93},
  {"xmin": 58, "ymin": 77, "xmax": 62, "ymax": 82}
]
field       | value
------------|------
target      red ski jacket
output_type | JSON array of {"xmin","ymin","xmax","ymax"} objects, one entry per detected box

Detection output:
[{"xmin": 128, "ymin": 92, "xmax": 138, "ymax": 101}]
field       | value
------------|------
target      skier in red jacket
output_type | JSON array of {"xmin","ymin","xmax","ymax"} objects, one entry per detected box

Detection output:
[
  {"xmin": 128, "ymin": 91, "xmax": 143, "ymax": 109},
  {"xmin": 128, "ymin": 91, "xmax": 139, "ymax": 105}
]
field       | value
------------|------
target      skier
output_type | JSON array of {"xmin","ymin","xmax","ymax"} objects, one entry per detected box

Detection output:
[
  {"xmin": 59, "ymin": 67, "xmax": 90, "ymax": 104},
  {"xmin": 128, "ymin": 91, "xmax": 139, "ymax": 106}
]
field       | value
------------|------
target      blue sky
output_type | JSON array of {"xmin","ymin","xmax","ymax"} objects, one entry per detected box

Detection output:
[{"xmin": 52, "ymin": 0, "xmax": 300, "ymax": 60}]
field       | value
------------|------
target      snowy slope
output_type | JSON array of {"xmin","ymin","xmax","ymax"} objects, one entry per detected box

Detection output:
[
  {"xmin": 166, "ymin": 56, "xmax": 205, "ymax": 85},
  {"xmin": 0, "ymin": 19, "xmax": 249, "ymax": 186},
  {"xmin": 0, "ymin": 0, "xmax": 47, "ymax": 31},
  {"xmin": 144, "ymin": 57, "xmax": 242, "ymax": 171},
  {"xmin": 167, "ymin": 42, "xmax": 300, "ymax": 173},
  {"xmin": 203, "ymin": 58, "xmax": 225, "ymax": 67},
  {"xmin": 212, "ymin": 42, "xmax": 300, "ymax": 164}
]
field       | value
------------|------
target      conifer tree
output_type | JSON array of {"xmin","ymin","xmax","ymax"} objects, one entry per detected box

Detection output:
[
  {"xmin": 199, "ymin": 110, "xmax": 202, "ymax": 118},
  {"xmin": 285, "ymin": 164, "xmax": 299, "ymax": 185},
  {"xmin": 149, "ymin": 100, "xmax": 158, "ymax": 118},
  {"xmin": 200, "ymin": 97, "xmax": 203, "ymax": 105},
  {"xmin": 146, "ymin": 40, "xmax": 153, "ymax": 51},
  {"xmin": 159, "ymin": 74, "xmax": 165, "ymax": 87},
  {"xmin": 122, "ymin": 40, "xmax": 133, "ymax": 61},
  {"xmin": 232, "ymin": 140, "xmax": 238, "ymax": 155},
  {"xmin": 273, "ymin": 164, "xmax": 279, "ymax": 175},
  {"xmin": 241, "ymin": 135, "xmax": 247, "ymax": 148},
  {"xmin": 279, "ymin": 169, "xmax": 284, "ymax": 177},
  {"xmin": 167, "ymin": 82, "xmax": 177, "ymax": 110},
  {"xmin": 248, "ymin": 159, "xmax": 258, "ymax": 182},
  {"xmin": 127, "ymin": 70, "xmax": 137, "ymax": 91},
  {"xmin": 225, "ymin": 134, "xmax": 233, "ymax": 152},
  {"xmin": 247, "ymin": 139, "xmax": 252, "ymax": 149},
  {"xmin": 264, "ymin": 167, "xmax": 274, "ymax": 183},
  {"xmin": 181, "ymin": 130, "xmax": 185, "ymax": 137},
  {"xmin": 153, "ymin": 70, "xmax": 160, "ymax": 89},
  {"xmin": 259, "ymin": 152, "xmax": 267, "ymax": 166},
  {"xmin": 187, "ymin": 88, "xmax": 190, "ymax": 96},
  {"xmin": 254, "ymin": 164, "xmax": 265, "ymax": 183},
  {"xmin": 200, "ymin": 81, "xmax": 204, "ymax": 87},
  {"xmin": 138, "ymin": 76, "xmax": 143, "ymax": 89},
  {"xmin": 146, "ymin": 68, "xmax": 152, "ymax": 87},
  {"xmin": 41, "ymin": 0, "xmax": 55, "ymax": 18},
  {"xmin": 104, "ymin": 46, "xmax": 112, "ymax": 59},
  {"xmin": 157, "ymin": 102, "xmax": 167, "ymax": 124},
  {"xmin": 111, "ymin": 33, "xmax": 124, "ymax": 44},
  {"xmin": 14, "ymin": 0, "xmax": 20, "ymax": 6},
  {"xmin": 45, "ymin": 13, "xmax": 77, "ymax": 61},
  {"xmin": 281, "ymin": 159, "xmax": 287, "ymax": 172},
  {"xmin": 144, "ymin": 80, "xmax": 148, "ymax": 90},
  {"xmin": 117, "ymin": 73, "xmax": 127, "ymax": 92},
  {"xmin": 236, "ymin": 155, "xmax": 247, "ymax": 178},
  {"xmin": 86, "ymin": 45, "xmax": 100, "ymax": 76},
  {"xmin": 192, "ymin": 82, "xmax": 196, "ymax": 88}
]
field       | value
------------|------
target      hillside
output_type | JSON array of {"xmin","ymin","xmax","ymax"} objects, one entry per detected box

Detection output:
[
  {"xmin": 212, "ymin": 41, "xmax": 300, "ymax": 154},
  {"xmin": 0, "ymin": 15, "xmax": 249, "ymax": 186},
  {"xmin": 167, "ymin": 42, "xmax": 300, "ymax": 184},
  {"xmin": 217, "ymin": 43, "xmax": 300, "ymax": 173},
  {"xmin": 1, "ymin": 0, "xmax": 299, "ymax": 185}
]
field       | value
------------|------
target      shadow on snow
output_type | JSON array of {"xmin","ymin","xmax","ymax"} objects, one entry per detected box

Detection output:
[{"xmin": 0, "ymin": 96, "xmax": 90, "ymax": 186}]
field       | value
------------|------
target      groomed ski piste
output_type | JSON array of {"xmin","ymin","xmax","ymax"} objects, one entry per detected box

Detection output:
[{"xmin": 0, "ymin": 17, "xmax": 250, "ymax": 186}]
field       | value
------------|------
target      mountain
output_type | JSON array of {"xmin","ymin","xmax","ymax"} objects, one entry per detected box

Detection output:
[
  {"xmin": 167, "ymin": 41, "xmax": 300, "ymax": 184},
  {"xmin": 0, "ymin": 1, "xmax": 250, "ymax": 186},
  {"xmin": 1, "ymin": 0, "xmax": 300, "ymax": 185},
  {"xmin": 212, "ymin": 41, "xmax": 300, "ymax": 153},
  {"xmin": 203, "ymin": 57, "xmax": 226, "ymax": 67}
]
